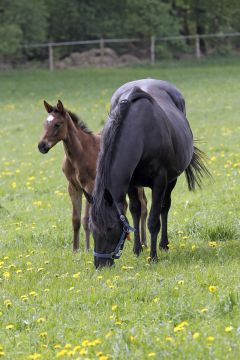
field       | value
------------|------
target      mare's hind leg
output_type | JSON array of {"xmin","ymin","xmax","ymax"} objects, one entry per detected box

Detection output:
[
  {"xmin": 160, "ymin": 179, "xmax": 177, "ymax": 250},
  {"xmin": 68, "ymin": 183, "xmax": 82, "ymax": 252},
  {"xmin": 128, "ymin": 186, "xmax": 142, "ymax": 256},
  {"xmin": 83, "ymin": 200, "xmax": 90, "ymax": 251},
  {"xmin": 138, "ymin": 188, "xmax": 148, "ymax": 248},
  {"xmin": 148, "ymin": 172, "xmax": 167, "ymax": 261}
]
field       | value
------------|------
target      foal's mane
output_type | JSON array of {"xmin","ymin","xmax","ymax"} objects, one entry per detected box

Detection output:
[
  {"xmin": 91, "ymin": 87, "xmax": 154, "ymax": 232},
  {"xmin": 52, "ymin": 107, "xmax": 92, "ymax": 134}
]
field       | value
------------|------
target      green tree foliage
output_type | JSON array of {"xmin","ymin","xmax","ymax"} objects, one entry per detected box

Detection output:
[{"xmin": 0, "ymin": 0, "xmax": 47, "ymax": 56}]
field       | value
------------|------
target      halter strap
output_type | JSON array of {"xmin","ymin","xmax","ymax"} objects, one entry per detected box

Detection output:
[{"xmin": 93, "ymin": 214, "xmax": 135, "ymax": 260}]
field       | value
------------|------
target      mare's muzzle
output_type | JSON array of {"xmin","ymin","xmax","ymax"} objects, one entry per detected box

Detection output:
[{"xmin": 38, "ymin": 141, "xmax": 50, "ymax": 154}]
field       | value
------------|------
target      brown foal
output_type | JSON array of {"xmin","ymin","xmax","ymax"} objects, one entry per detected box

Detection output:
[{"xmin": 38, "ymin": 100, "xmax": 147, "ymax": 252}]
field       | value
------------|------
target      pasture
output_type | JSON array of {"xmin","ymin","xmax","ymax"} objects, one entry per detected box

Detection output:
[{"xmin": 0, "ymin": 61, "xmax": 240, "ymax": 359}]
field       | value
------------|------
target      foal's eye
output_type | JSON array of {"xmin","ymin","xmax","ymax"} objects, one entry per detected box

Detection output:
[{"xmin": 54, "ymin": 123, "xmax": 61, "ymax": 129}]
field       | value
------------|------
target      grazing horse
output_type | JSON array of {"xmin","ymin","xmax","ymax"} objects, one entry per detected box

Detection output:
[
  {"xmin": 89, "ymin": 79, "xmax": 210, "ymax": 268},
  {"xmin": 38, "ymin": 100, "xmax": 147, "ymax": 252}
]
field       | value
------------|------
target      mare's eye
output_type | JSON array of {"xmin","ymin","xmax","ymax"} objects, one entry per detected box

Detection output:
[{"xmin": 54, "ymin": 123, "xmax": 61, "ymax": 129}]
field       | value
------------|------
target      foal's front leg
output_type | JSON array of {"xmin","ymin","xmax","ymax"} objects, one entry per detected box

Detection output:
[
  {"xmin": 68, "ymin": 183, "xmax": 82, "ymax": 252},
  {"xmin": 148, "ymin": 173, "xmax": 167, "ymax": 261},
  {"xmin": 83, "ymin": 200, "xmax": 91, "ymax": 251}
]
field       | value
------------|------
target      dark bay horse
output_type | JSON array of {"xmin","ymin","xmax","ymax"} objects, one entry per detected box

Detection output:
[
  {"xmin": 89, "ymin": 79, "xmax": 210, "ymax": 268},
  {"xmin": 38, "ymin": 100, "xmax": 147, "ymax": 252}
]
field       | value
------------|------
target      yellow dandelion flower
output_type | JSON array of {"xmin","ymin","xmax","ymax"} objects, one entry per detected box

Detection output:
[
  {"xmin": 37, "ymin": 317, "xmax": 46, "ymax": 323},
  {"xmin": 73, "ymin": 346, "xmax": 81, "ymax": 352},
  {"xmin": 111, "ymin": 305, "xmax": 118, "ymax": 311},
  {"xmin": 16, "ymin": 269, "xmax": 22, "ymax": 274},
  {"xmin": 165, "ymin": 337, "xmax": 174, "ymax": 342},
  {"xmin": 67, "ymin": 350, "xmax": 75, "ymax": 356},
  {"xmin": 148, "ymin": 353, "xmax": 156, "ymax": 358},
  {"xmin": 207, "ymin": 336, "xmax": 214, "ymax": 342},
  {"xmin": 39, "ymin": 332, "xmax": 47, "ymax": 338},
  {"xmin": 3, "ymin": 271, "xmax": 10, "ymax": 279},
  {"xmin": 193, "ymin": 332, "xmax": 200, "ymax": 339},
  {"xmin": 28, "ymin": 353, "xmax": 41, "ymax": 360},
  {"xmin": 6, "ymin": 324, "xmax": 15, "ymax": 330},
  {"xmin": 12, "ymin": 182, "xmax": 17, "ymax": 189},
  {"xmin": 129, "ymin": 336, "xmax": 136, "ymax": 343},
  {"xmin": 178, "ymin": 280, "xmax": 184, "ymax": 285},
  {"xmin": 99, "ymin": 356, "xmax": 108, "ymax": 360},
  {"xmin": 54, "ymin": 344, "xmax": 61, "ymax": 349},
  {"xmin": 73, "ymin": 272, "xmax": 80, "ymax": 278},
  {"xmin": 64, "ymin": 344, "xmax": 72, "ymax": 349},
  {"xmin": 200, "ymin": 308, "xmax": 208, "ymax": 313},
  {"xmin": 208, "ymin": 241, "xmax": 217, "ymax": 248},
  {"xmin": 174, "ymin": 321, "xmax": 188, "ymax": 332},
  {"xmin": 56, "ymin": 349, "xmax": 68, "ymax": 357},
  {"xmin": 29, "ymin": 291, "xmax": 38, "ymax": 297},
  {"xmin": 208, "ymin": 285, "xmax": 217, "ymax": 293},
  {"xmin": 4, "ymin": 299, "xmax": 12, "ymax": 308},
  {"xmin": 37, "ymin": 268, "xmax": 44, "ymax": 272},
  {"xmin": 0, "ymin": 351, "xmax": 5, "ymax": 357},
  {"xmin": 79, "ymin": 349, "xmax": 88, "ymax": 355},
  {"xmin": 225, "ymin": 326, "xmax": 233, "ymax": 332},
  {"xmin": 21, "ymin": 295, "xmax": 29, "ymax": 302},
  {"xmin": 97, "ymin": 275, "xmax": 103, "ymax": 280},
  {"xmin": 105, "ymin": 331, "xmax": 113, "ymax": 338}
]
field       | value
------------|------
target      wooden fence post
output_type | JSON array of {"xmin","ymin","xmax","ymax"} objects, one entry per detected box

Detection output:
[
  {"xmin": 100, "ymin": 38, "xmax": 105, "ymax": 64},
  {"xmin": 48, "ymin": 43, "xmax": 54, "ymax": 71},
  {"xmin": 195, "ymin": 34, "xmax": 201, "ymax": 59},
  {"xmin": 150, "ymin": 35, "xmax": 156, "ymax": 65}
]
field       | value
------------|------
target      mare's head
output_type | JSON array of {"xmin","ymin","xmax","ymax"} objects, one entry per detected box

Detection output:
[
  {"xmin": 38, "ymin": 100, "xmax": 69, "ymax": 154},
  {"xmin": 90, "ymin": 189, "xmax": 130, "ymax": 269}
]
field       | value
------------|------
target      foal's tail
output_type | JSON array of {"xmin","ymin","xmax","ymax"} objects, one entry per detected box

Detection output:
[{"xmin": 185, "ymin": 145, "xmax": 211, "ymax": 191}]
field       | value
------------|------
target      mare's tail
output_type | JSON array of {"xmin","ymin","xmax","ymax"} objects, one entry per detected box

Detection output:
[{"xmin": 185, "ymin": 145, "xmax": 211, "ymax": 191}]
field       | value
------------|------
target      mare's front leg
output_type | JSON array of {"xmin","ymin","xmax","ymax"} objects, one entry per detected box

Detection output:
[
  {"xmin": 68, "ymin": 182, "xmax": 82, "ymax": 252},
  {"xmin": 83, "ymin": 200, "xmax": 91, "ymax": 251},
  {"xmin": 160, "ymin": 179, "xmax": 177, "ymax": 250},
  {"xmin": 148, "ymin": 172, "xmax": 167, "ymax": 261},
  {"xmin": 138, "ymin": 188, "xmax": 148, "ymax": 248},
  {"xmin": 128, "ymin": 186, "xmax": 142, "ymax": 256}
]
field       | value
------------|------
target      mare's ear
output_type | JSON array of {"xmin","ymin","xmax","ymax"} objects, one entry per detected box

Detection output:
[
  {"xmin": 82, "ymin": 189, "xmax": 93, "ymax": 204},
  {"xmin": 104, "ymin": 189, "xmax": 113, "ymax": 206},
  {"xmin": 57, "ymin": 100, "xmax": 66, "ymax": 114},
  {"xmin": 44, "ymin": 100, "xmax": 54, "ymax": 113}
]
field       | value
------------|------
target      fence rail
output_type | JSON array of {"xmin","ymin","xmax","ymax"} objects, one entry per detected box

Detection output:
[{"xmin": 21, "ymin": 32, "xmax": 240, "ymax": 70}]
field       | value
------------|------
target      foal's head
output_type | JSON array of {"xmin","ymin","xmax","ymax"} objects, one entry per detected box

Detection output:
[{"xmin": 38, "ymin": 100, "xmax": 69, "ymax": 154}]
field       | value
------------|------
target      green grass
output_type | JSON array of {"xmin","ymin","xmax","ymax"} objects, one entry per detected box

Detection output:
[{"xmin": 0, "ymin": 61, "xmax": 240, "ymax": 359}]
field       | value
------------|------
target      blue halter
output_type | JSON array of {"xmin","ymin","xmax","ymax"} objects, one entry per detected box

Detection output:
[{"xmin": 93, "ymin": 214, "xmax": 135, "ymax": 260}]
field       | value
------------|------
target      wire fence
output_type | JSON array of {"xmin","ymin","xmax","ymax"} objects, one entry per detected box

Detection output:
[{"xmin": 21, "ymin": 32, "xmax": 240, "ymax": 70}]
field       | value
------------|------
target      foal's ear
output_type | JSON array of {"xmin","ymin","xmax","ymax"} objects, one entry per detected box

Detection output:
[
  {"xmin": 82, "ymin": 189, "xmax": 94, "ymax": 204},
  {"xmin": 57, "ymin": 100, "xmax": 66, "ymax": 114},
  {"xmin": 104, "ymin": 189, "xmax": 113, "ymax": 206},
  {"xmin": 44, "ymin": 100, "xmax": 54, "ymax": 113}
]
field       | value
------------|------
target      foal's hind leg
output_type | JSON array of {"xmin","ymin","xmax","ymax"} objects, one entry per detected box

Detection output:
[
  {"xmin": 128, "ymin": 186, "xmax": 142, "ymax": 256},
  {"xmin": 83, "ymin": 200, "xmax": 90, "ymax": 251},
  {"xmin": 68, "ymin": 183, "xmax": 82, "ymax": 252},
  {"xmin": 160, "ymin": 179, "xmax": 177, "ymax": 250},
  {"xmin": 148, "ymin": 172, "xmax": 167, "ymax": 261},
  {"xmin": 138, "ymin": 188, "xmax": 148, "ymax": 248}
]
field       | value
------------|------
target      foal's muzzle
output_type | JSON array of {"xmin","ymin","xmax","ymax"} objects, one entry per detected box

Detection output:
[{"xmin": 38, "ymin": 141, "xmax": 50, "ymax": 154}]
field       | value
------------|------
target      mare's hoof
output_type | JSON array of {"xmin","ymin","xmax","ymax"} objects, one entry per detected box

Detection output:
[
  {"xmin": 133, "ymin": 247, "xmax": 143, "ymax": 256},
  {"xmin": 148, "ymin": 256, "xmax": 158, "ymax": 263},
  {"xmin": 159, "ymin": 244, "xmax": 169, "ymax": 251}
]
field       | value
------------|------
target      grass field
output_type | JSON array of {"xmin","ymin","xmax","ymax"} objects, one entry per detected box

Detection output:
[{"xmin": 0, "ymin": 60, "xmax": 240, "ymax": 359}]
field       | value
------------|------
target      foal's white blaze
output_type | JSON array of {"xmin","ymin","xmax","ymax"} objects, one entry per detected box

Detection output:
[{"xmin": 47, "ymin": 115, "xmax": 54, "ymax": 122}]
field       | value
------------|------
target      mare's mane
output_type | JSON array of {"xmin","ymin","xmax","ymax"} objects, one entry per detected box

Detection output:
[{"xmin": 91, "ymin": 87, "xmax": 154, "ymax": 232}]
